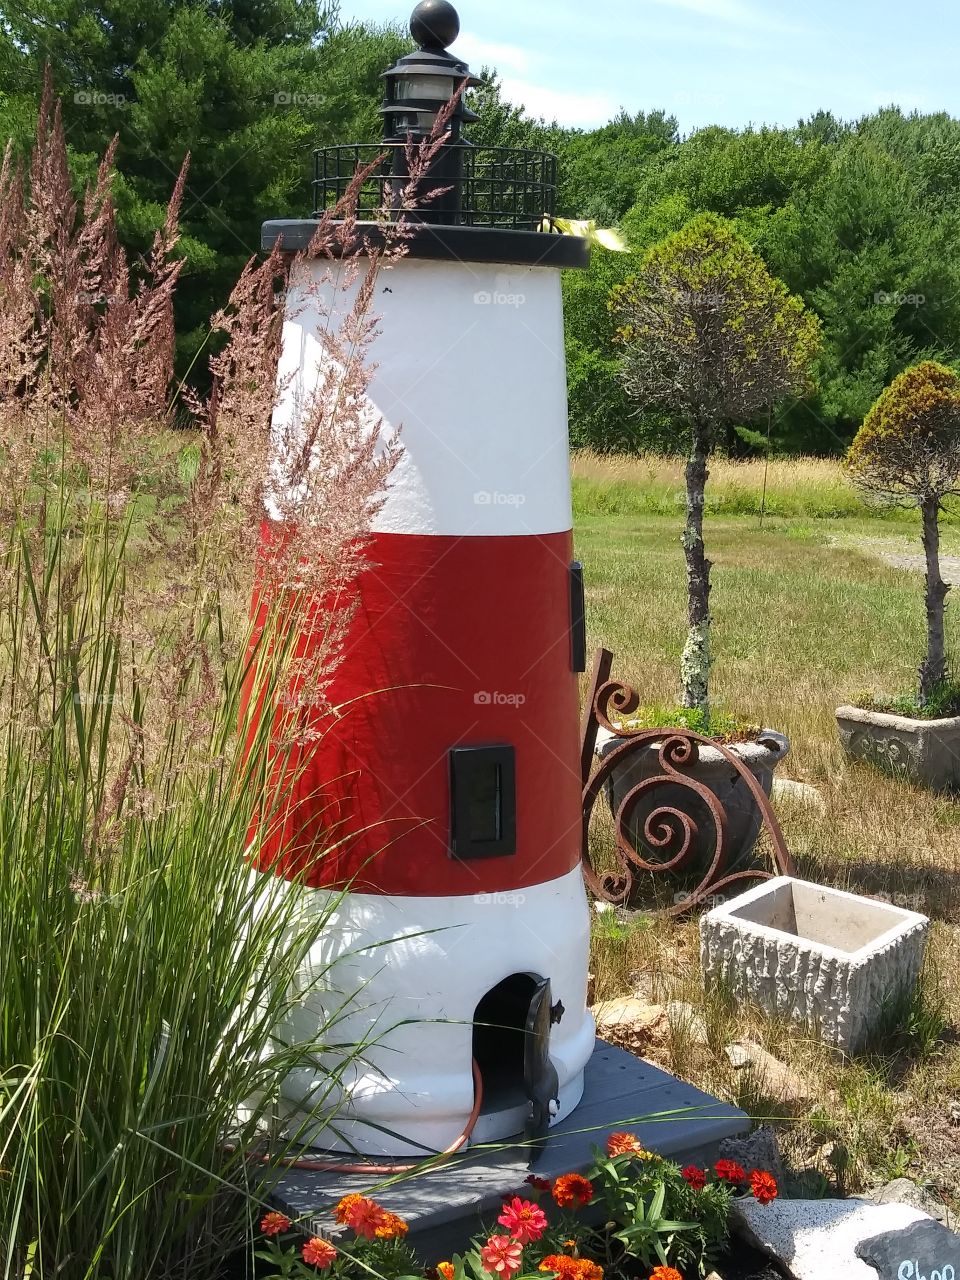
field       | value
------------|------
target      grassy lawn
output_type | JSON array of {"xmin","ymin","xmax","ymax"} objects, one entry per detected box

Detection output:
[{"xmin": 574, "ymin": 456, "xmax": 960, "ymax": 1206}]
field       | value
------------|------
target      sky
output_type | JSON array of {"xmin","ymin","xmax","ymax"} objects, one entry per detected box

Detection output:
[{"xmin": 341, "ymin": 0, "xmax": 960, "ymax": 133}]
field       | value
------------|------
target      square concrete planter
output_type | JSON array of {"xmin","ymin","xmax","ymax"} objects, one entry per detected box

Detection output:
[
  {"xmin": 836, "ymin": 703, "xmax": 960, "ymax": 792},
  {"xmin": 700, "ymin": 877, "xmax": 929, "ymax": 1053}
]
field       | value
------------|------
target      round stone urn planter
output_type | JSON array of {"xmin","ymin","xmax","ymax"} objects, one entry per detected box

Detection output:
[
  {"xmin": 595, "ymin": 727, "xmax": 791, "ymax": 887},
  {"xmin": 836, "ymin": 703, "xmax": 960, "ymax": 792}
]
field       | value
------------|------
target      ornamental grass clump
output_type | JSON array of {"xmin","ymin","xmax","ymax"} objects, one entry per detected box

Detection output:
[
  {"xmin": 0, "ymin": 74, "xmax": 452, "ymax": 1280},
  {"xmin": 846, "ymin": 360, "xmax": 960, "ymax": 712},
  {"xmin": 611, "ymin": 214, "xmax": 820, "ymax": 725}
]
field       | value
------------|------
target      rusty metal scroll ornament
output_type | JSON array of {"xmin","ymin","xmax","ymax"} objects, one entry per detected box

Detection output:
[{"xmin": 580, "ymin": 649, "xmax": 797, "ymax": 915}]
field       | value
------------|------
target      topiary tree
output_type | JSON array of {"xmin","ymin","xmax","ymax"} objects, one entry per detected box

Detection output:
[
  {"xmin": 846, "ymin": 361, "xmax": 960, "ymax": 707},
  {"xmin": 611, "ymin": 212, "xmax": 821, "ymax": 720}
]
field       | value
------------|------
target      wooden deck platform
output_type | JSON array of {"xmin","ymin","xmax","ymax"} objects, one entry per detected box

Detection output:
[{"xmin": 268, "ymin": 1043, "xmax": 748, "ymax": 1261}]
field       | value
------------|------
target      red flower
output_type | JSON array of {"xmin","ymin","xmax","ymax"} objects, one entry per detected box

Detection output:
[
  {"xmin": 302, "ymin": 1237, "xmax": 337, "ymax": 1269},
  {"xmin": 681, "ymin": 1165, "xmax": 707, "ymax": 1190},
  {"xmin": 334, "ymin": 1193, "xmax": 389, "ymax": 1239},
  {"xmin": 437, "ymin": 1264, "xmax": 455, "ymax": 1280},
  {"xmin": 498, "ymin": 1196, "xmax": 548, "ymax": 1244},
  {"xmin": 606, "ymin": 1132, "xmax": 645, "ymax": 1157},
  {"xmin": 480, "ymin": 1235, "xmax": 524, "ymax": 1277},
  {"xmin": 749, "ymin": 1168, "xmax": 779, "ymax": 1205},
  {"xmin": 714, "ymin": 1158, "xmax": 746, "ymax": 1184},
  {"xmin": 260, "ymin": 1210, "xmax": 291, "ymax": 1236},
  {"xmin": 525, "ymin": 1175, "xmax": 552, "ymax": 1192},
  {"xmin": 552, "ymin": 1174, "xmax": 594, "ymax": 1210},
  {"xmin": 648, "ymin": 1268, "xmax": 684, "ymax": 1280}
]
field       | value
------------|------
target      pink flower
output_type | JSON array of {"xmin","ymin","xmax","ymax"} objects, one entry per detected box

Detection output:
[
  {"xmin": 497, "ymin": 1196, "xmax": 548, "ymax": 1244},
  {"xmin": 480, "ymin": 1234, "xmax": 525, "ymax": 1277}
]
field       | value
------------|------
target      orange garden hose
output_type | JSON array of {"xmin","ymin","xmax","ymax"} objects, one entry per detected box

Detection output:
[{"xmin": 244, "ymin": 1057, "xmax": 484, "ymax": 1175}]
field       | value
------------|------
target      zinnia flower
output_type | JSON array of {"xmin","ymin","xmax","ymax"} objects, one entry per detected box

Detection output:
[
  {"xmin": 302, "ymin": 1237, "xmax": 337, "ymax": 1269},
  {"xmin": 375, "ymin": 1210, "xmax": 409, "ymax": 1239},
  {"xmin": 260, "ymin": 1210, "xmax": 291, "ymax": 1236},
  {"xmin": 714, "ymin": 1158, "xmax": 746, "ymax": 1184},
  {"xmin": 606, "ymin": 1131, "xmax": 645, "ymax": 1157},
  {"xmin": 480, "ymin": 1235, "xmax": 525, "ymax": 1277},
  {"xmin": 681, "ymin": 1165, "xmax": 707, "ymax": 1190},
  {"xmin": 648, "ymin": 1268, "xmax": 683, "ymax": 1280},
  {"xmin": 749, "ymin": 1168, "xmax": 779, "ymax": 1205},
  {"xmin": 437, "ymin": 1263, "xmax": 456, "ymax": 1280},
  {"xmin": 552, "ymin": 1173, "xmax": 593, "ymax": 1209},
  {"xmin": 498, "ymin": 1196, "xmax": 548, "ymax": 1244},
  {"xmin": 334, "ymin": 1193, "xmax": 389, "ymax": 1239}
]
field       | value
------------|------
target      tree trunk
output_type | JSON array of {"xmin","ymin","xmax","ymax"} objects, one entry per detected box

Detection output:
[
  {"xmin": 680, "ymin": 423, "xmax": 712, "ymax": 720},
  {"xmin": 919, "ymin": 496, "xmax": 949, "ymax": 707}
]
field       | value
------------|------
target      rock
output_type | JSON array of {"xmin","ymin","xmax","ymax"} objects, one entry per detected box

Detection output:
[
  {"xmin": 732, "ymin": 1196, "xmax": 931, "ymax": 1280},
  {"xmin": 724, "ymin": 1040, "xmax": 813, "ymax": 1109},
  {"xmin": 857, "ymin": 1216, "xmax": 960, "ymax": 1280},
  {"xmin": 771, "ymin": 778, "xmax": 826, "ymax": 812},
  {"xmin": 947, "ymin": 1099, "xmax": 960, "ymax": 1126},
  {"xmin": 718, "ymin": 1125, "xmax": 786, "ymax": 1186},
  {"xmin": 871, "ymin": 1177, "xmax": 952, "ymax": 1227},
  {"xmin": 666, "ymin": 999, "xmax": 710, "ymax": 1046},
  {"xmin": 591, "ymin": 997, "xmax": 670, "ymax": 1055}
]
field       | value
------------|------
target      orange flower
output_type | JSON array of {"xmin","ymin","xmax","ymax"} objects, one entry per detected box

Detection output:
[
  {"xmin": 334, "ymin": 1193, "xmax": 389, "ymax": 1239},
  {"xmin": 606, "ymin": 1132, "xmax": 645, "ymax": 1157},
  {"xmin": 749, "ymin": 1168, "xmax": 778, "ymax": 1205},
  {"xmin": 539, "ymin": 1256, "xmax": 579, "ymax": 1280},
  {"xmin": 551, "ymin": 1174, "xmax": 593, "ymax": 1210},
  {"xmin": 302, "ymin": 1237, "xmax": 337, "ymax": 1269},
  {"xmin": 375, "ymin": 1210, "xmax": 409, "ymax": 1240},
  {"xmin": 437, "ymin": 1264, "xmax": 456, "ymax": 1280},
  {"xmin": 260, "ymin": 1210, "xmax": 291, "ymax": 1236},
  {"xmin": 648, "ymin": 1268, "xmax": 683, "ymax": 1280},
  {"xmin": 539, "ymin": 1258, "xmax": 602, "ymax": 1280},
  {"xmin": 480, "ymin": 1235, "xmax": 524, "ymax": 1277},
  {"xmin": 334, "ymin": 1193, "xmax": 364, "ymax": 1224}
]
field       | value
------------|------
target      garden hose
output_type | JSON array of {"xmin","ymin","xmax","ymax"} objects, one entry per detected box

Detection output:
[{"xmin": 244, "ymin": 1056, "xmax": 484, "ymax": 1175}]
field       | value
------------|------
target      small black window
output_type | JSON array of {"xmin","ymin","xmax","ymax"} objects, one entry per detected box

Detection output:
[{"xmin": 449, "ymin": 745, "xmax": 516, "ymax": 859}]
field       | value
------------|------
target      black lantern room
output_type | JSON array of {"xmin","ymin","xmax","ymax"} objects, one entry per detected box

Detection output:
[{"xmin": 381, "ymin": 0, "xmax": 480, "ymax": 144}]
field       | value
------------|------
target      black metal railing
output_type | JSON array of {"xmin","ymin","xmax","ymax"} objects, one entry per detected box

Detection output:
[{"xmin": 312, "ymin": 144, "xmax": 557, "ymax": 230}]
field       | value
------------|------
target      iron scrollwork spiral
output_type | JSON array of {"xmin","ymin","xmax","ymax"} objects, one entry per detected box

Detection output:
[{"xmin": 580, "ymin": 649, "xmax": 796, "ymax": 915}]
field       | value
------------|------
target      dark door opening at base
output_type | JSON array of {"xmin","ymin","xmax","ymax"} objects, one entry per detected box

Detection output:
[{"xmin": 473, "ymin": 972, "xmax": 552, "ymax": 1124}]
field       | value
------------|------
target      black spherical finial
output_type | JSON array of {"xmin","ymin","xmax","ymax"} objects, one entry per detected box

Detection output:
[{"xmin": 410, "ymin": 0, "xmax": 460, "ymax": 50}]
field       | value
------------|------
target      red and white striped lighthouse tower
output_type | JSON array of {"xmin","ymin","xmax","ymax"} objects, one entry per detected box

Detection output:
[{"xmin": 261, "ymin": 0, "xmax": 595, "ymax": 1157}]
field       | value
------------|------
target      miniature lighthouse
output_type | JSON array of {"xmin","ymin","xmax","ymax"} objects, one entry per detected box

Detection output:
[{"xmin": 261, "ymin": 0, "xmax": 595, "ymax": 1157}]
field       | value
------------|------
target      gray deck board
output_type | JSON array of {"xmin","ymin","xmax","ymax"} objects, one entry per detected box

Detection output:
[{"xmin": 268, "ymin": 1042, "xmax": 747, "ymax": 1259}]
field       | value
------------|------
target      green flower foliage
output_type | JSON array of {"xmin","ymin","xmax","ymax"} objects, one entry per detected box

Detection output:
[{"xmin": 846, "ymin": 360, "xmax": 960, "ymax": 503}]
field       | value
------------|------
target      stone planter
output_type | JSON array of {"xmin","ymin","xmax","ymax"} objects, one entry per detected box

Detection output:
[
  {"xmin": 596, "ymin": 727, "xmax": 790, "ymax": 879},
  {"xmin": 700, "ymin": 877, "xmax": 930, "ymax": 1053},
  {"xmin": 836, "ymin": 703, "xmax": 960, "ymax": 792}
]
